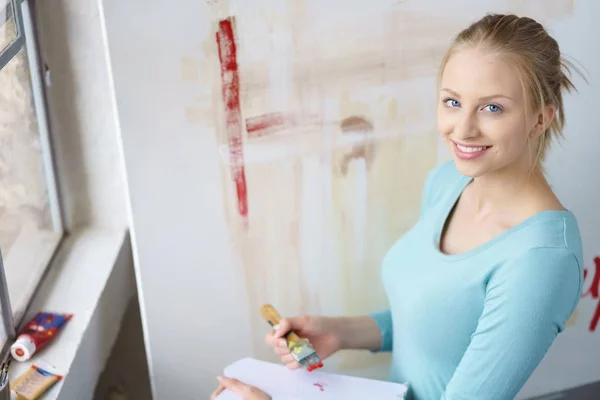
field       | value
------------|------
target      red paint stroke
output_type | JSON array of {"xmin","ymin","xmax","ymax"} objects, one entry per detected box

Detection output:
[
  {"xmin": 216, "ymin": 18, "xmax": 248, "ymax": 221},
  {"xmin": 245, "ymin": 112, "xmax": 295, "ymax": 137},
  {"xmin": 313, "ymin": 382, "xmax": 326, "ymax": 392},
  {"xmin": 582, "ymin": 256, "xmax": 600, "ymax": 332}
]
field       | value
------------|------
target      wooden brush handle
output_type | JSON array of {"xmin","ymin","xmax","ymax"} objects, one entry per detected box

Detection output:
[{"xmin": 260, "ymin": 304, "xmax": 302, "ymax": 343}]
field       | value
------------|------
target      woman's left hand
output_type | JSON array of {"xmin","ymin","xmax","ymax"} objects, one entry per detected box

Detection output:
[{"xmin": 210, "ymin": 376, "xmax": 272, "ymax": 400}]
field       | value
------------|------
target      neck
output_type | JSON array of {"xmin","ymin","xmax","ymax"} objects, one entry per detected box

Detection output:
[{"xmin": 469, "ymin": 160, "xmax": 547, "ymax": 215}]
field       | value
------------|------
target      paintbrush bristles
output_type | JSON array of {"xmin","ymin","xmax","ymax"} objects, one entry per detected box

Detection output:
[{"xmin": 0, "ymin": 357, "xmax": 11, "ymax": 387}]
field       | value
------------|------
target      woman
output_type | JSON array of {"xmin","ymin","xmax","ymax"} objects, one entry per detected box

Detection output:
[{"xmin": 211, "ymin": 13, "xmax": 584, "ymax": 400}]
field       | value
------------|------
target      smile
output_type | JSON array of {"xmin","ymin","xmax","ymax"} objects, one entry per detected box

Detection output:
[
  {"xmin": 456, "ymin": 144, "xmax": 490, "ymax": 152},
  {"xmin": 452, "ymin": 141, "xmax": 492, "ymax": 160}
]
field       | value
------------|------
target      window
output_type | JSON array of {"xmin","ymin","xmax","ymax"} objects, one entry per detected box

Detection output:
[{"xmin": 0, "ymin": 0, "xmax": 63, "ymax": 352}]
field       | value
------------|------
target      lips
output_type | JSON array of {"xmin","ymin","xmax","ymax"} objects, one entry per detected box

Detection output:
[
  {"xmin": 456, "ymin": 143, "xmax": 491, "ymax": 153},
  {"xmin": 452, "ymin": 141, "xmax": 491, "ymax": 160}
]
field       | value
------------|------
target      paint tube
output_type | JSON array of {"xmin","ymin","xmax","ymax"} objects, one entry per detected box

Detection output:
[
  {"xmin": 10, "ymin": 312, "xmax": 73, "ymax": 362},
  {"xmin": 10, "ymin": 365, "xmax": 62, "ymax": 400}
]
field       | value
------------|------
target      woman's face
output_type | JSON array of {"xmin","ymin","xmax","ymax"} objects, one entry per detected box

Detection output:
[{"xmin": 437, "ymin": 47, "xmax": 543, "ymax": 178}]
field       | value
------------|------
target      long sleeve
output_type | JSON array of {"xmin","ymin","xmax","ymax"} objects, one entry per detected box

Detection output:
[
  {"xmin": 441, "ymin": 247, "xmax": 583, "ymax": 400},
  {"xmin": 368, "ymin": 308, "xmax": 394, "ymax": 352}
]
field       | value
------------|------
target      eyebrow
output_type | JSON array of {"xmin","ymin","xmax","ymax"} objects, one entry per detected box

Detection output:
[{"xmin": 440, "ymin": 88, "xmax": 515, "ymax": 102}]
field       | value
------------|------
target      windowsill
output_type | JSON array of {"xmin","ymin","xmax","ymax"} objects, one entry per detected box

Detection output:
[{"xmin": 6, "ymin": 226, "xmax": 136, "ymax": 399}]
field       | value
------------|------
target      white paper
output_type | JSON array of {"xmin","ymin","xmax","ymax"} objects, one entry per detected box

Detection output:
[{"xmin": 215, "ymin": 358, "xmax": 409, "ymax": 400}]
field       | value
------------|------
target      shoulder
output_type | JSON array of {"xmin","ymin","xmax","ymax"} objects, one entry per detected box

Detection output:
[
  {"xmin": 508, "ymin": 245, "xmax": 582, "ymax": 277},
  {"xmin": 493, "ymin": 244, "xmax": 583, "ymax": 326},
  {"xmin": 421, "ymin": 160, "xmax": 467, "ymax": 214},
  {"xmin": 507, "ymin": 211, "xmax": 583, "ymax": 267},
  {"xmin": 503, "ymin": 210, "xmax": 583, "ymax": 283}
]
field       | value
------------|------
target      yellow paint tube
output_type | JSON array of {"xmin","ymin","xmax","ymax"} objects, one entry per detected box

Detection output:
[{"xmin": 10, "ymin": 365, "xmax": 62, "ymax": 400}]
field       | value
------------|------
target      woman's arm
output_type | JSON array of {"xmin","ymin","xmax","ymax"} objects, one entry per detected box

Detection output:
[
  {"xmin": 333, "ymin": 313, "xmax": 391, "ymax": 352},
  {"xmin": 441, "ymin": 247, "xmax": 582, "ymax": 400}
]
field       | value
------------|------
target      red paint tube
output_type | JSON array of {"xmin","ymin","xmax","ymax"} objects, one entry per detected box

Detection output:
[{"xmin": 10, "ymin": 312, "xmax": 73, "ymax": 362}]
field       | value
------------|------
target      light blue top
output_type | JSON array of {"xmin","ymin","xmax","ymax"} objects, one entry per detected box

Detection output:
[{"xmin": 369, "ymin": 161, "xmax": 583, "ymax": 400}]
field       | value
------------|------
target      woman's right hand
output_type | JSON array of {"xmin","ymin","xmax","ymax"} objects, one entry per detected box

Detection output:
[{"xmin": 264, "ymin": 316, "xmax": 342, "ymax": 369}]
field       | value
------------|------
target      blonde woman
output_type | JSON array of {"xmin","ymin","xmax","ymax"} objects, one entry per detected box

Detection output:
[{"xmin": 212, "ymin": 13, "xmax": 584, "ymax": 400}]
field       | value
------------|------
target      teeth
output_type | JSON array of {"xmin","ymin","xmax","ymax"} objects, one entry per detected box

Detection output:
[{"xmin": 457, "ymin": 144, "xmax": 488, "ymax": 153}]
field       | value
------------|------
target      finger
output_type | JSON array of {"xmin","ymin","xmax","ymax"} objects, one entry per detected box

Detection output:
[
  {"xmin": 264, "ymin": 331, "xmax": 274, "ymax": 345},
  {"xmin": 274, "ymin": 344, "xmax": 291, "ymax": 356},
  {"xmin": 217, "ymin": 376, "xmax": 266, "ymax": 397},
  {"xmin": 281, "ymin": 354, "xmax": 301, "ymax": 369},
  {"xmin": 285, "ymin": 360, "xmax": 302, "ymax": 370},
  {"xmin": 210, "ymin": 384, "xmax": 225, "ymax": 399},
  {"xmin": 264, "ymin": 328, "xmax": 281, "ymax": 346},
  {"xmin": 281, "ymin": 353, "xmax": 296, "ymax": 364},
  {"xmin": 273, "ymin": 319, "xmax": 292, "ymax": 339},
  {"xmin": 217, "ymin": 376, "xmax": 247, "ymax": 395}
]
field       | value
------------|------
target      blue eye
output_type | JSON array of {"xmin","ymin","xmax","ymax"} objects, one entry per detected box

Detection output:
[
  {"xmin": 484, "ymin": 104, "xmax": 502, "ymax": 113},
  {"xmin": 444, "ymin": 99, "xmax": 460, "ymax": 108}
]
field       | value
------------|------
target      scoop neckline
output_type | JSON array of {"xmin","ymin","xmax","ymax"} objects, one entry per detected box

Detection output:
[{"xmin": 432, "ymin": 175, "xmax": 575, "ymax": 261}]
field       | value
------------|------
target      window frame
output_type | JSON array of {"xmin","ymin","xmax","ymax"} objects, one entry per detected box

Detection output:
[
  {"xmin": 0, "ymin": 0, "xmax": 25, "ymax": 71},
  {"xmin": 0, "ymin": 250, "xmax": 15, "ymax": 344},
  {"xmin": 0, "ymin": 0, "xmax": 64, "ymax": 357}
]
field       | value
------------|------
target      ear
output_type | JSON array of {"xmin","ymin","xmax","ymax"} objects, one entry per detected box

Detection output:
[{"xmin": 530, "ymin": 105, "xmax": 556, "ymax": 139}]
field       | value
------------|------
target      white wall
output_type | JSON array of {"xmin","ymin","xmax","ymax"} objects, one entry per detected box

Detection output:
[
  {"xmin": 36, "ymin": 0, "xmax": 129, "ymax": 232},
  {"xmin": 101, "ymin": 0, "xmax": 600, "ymax": 399}
]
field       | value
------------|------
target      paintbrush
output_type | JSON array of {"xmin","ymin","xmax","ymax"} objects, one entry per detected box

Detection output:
[
  {"xmin": 0, "ymin": 358, "xmax": 10, "ymax": 386},
  {"xmin": 260, "ymin": 304, "xmax": 323, "ymax": 372}
]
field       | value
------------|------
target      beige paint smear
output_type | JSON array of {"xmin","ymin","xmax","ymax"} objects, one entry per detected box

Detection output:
[
  {"xmin": 239, "ymin": 10, "xmax": 464, "ymax": 115},
  {"xmin": 239, "ymin": 2, "xmax": 575, "ymax": 118},
  {"xmin": 505, "ymin": 0, "xmax": 574, "ymax": 19},
  {"xmin": 180, "ymin": 57, "xmax": 199, "ymax": 83},
  {"xmin": 199, "ymin": 0, "xmax": 575, "ymax": 378},
  {"xmin": 221, "ymin": 154, "xmax": 311, "ymax": 364}
]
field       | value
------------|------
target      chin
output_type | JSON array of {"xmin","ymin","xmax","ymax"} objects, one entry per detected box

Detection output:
[{"xmin": 452, "ymin": 157, "xmax": 489, "ymax": 178}]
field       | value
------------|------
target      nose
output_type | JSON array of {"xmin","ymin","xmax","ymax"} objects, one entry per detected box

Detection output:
[{"xmin": 452, "ymin": 112, "xmax": 479, "ymax": 141}]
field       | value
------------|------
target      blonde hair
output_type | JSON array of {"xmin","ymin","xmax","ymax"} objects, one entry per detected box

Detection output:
[{"xmin": 438, "ymin": 13, "xmax": 584, "ymax": 166}]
